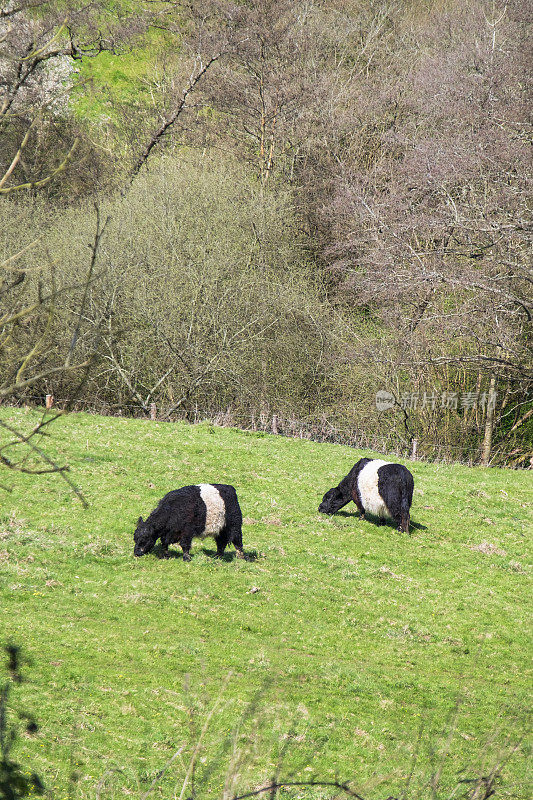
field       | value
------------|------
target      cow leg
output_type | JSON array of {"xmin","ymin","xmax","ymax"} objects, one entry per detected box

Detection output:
[
  {"xmin": 399, "ymin": 512, "xmax": 410, "ymax": 534},
  {"xmin": 180, "ymin": 531, "xmax": 193, "ymax": 562},
  {"xmin": 214, "ymin": 529, "xmax": 230, "ymax": 558},
  {"xmin": 228, "ymin": 523, "xmax": 245, "ymax": 558},
  {"xmin": 351, "ymin": 489, "xmax": 365, "ymax": 519},
  {"xmin": 160, "ymin": 533, "xmax": 171, "ymax": 558}
]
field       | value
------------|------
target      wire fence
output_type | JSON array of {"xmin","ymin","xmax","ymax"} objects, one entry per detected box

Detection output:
[{"xmin": 0, "ymin": 393, "xmax": 504, "ymax": 468}]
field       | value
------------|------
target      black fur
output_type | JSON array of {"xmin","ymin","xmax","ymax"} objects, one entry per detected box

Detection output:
[
  {"xmin": 133, "ymin": 484, "xmax": 244, "ymax": 561},
  {"xmin": 377, "ymin": 464, "xmax": 414, "ymax": 533},
  {"xmin": 318, "ymin": 459, "xmax": 371, "ymax": 516},
  {"xmin": 318, "ymin": 458, "xmax": 414, "ymax": 533}
]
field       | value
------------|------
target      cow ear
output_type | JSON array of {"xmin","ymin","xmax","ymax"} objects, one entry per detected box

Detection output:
[{"xmin": 137, "ymin": 516, "xmax": 144, "ymax": 525}]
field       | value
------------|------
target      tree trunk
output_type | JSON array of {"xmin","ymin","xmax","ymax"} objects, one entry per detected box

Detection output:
[{"xmin": 481, "ymin": 375, "xmax": 496, "ymax": 466}]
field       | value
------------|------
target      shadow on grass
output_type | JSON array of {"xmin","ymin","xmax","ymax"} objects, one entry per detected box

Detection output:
[
  {"xmin": 334, "ymin": 510, "xmax": 428, "ymax": 532},
  {"xmin": 200, "ymin": 547, "xmax": 260, "ymax": 562},
  {"xmin": 151, "ymin": 543, "xmax": 260, "ymax": 562}
]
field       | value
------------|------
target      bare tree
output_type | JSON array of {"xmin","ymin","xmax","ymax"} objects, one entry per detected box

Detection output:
[
  {"xmin": 323, "ymin": 0, "xmax": 532, "ymax": 463},
  {"xmin": 0, "ymin": 206, "xmax": 112, "ymax": 500},
  {"xmin": 0, "ymin": 0, "xmax": 153, "ymax": 195}
]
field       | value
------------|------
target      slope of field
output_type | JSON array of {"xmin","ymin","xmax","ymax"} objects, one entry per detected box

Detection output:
[{"xmin": 0, "ymin": 408, "xmax": 531, "ymax": 799}]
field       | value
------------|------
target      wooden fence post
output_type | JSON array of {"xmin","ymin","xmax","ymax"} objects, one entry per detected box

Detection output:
[
  {"xmin": 272, "ymin": 414, "xmax": 278, "ymax": 434},
  {"xmin": 45, "ymin": 394, "xmax": 54, "ymax": 409},
  {"xmin": 481, "ymin": 375, "xmax": 496, "ymax": 466},
  {"xmin": 411, "ymin": 438, "xmax": 418, "ymax": 460},
  {"xmin": 150, "ymin": 402, "xmax": 157, "ymax": 421}
]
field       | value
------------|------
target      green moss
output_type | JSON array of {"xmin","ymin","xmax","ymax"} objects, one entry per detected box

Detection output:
[{"xmin": 72, "ymin": 28, "xmax": 178, "ymax": 122}]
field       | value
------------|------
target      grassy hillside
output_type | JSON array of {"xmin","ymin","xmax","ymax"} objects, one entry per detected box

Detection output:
[
  {"xmin": 73, "ymin": 30, "xmax": 177, "ymax": 124},
  {"xmin": 0, "ymin": 408, "xmax": 531, "ymax": 799}
]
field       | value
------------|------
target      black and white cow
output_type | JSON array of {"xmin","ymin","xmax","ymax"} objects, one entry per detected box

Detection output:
[
  {"xmin": 318, "ymin": 459, "xmax": 414, "ymax": 533},
  {"xmin": 134, "ymin": 484, "xmax": 244, "ymax": 561}
]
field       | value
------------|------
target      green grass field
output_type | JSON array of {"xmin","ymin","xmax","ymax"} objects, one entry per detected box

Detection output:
[{"xmin": 0, "ymin": 408, "xmax": 531, "ymax": 799}]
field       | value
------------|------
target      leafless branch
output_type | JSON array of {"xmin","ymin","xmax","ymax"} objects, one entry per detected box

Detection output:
[
  {"xmin": 128, "ymin": 52, "xmax": 223, "ymax": 184},
  {"xmin": 0, "ymin": 417, "xmax": 88, "ymax": 505}
]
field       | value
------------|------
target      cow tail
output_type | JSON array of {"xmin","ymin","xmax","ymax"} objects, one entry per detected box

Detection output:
[{"xmin": 400, "ymin": 490, "xmax": 410, "ymax": 534}]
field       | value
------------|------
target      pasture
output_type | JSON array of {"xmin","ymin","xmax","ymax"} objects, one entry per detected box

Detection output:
[{"xmin": 0, "ymin": 408, "xmax": 531, "ymax": 799}]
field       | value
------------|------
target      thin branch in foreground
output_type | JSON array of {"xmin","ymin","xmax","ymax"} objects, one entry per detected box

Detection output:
[
  {"xmin": 128, "ymin": 52, "xmax": 223, "ymax": 185},
  {"xmin": 66, "ymin": 203, "xmax": 111, "ymax": 366},
  {"xmin": 231, "ymin": 780, "xmax": 368, "ymax": 800},
  {"xmin": 0, "ymin": 418, "xmax": 88, "ymax": 507},
  {"xmin": 177, "ymin": 672, "xmax": 233, "ymax": 800},
  {"xmin": 0, "ymin": 138, "xmax": 79, "ymax": 195}
]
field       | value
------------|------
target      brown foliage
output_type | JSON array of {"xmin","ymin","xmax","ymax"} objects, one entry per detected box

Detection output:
[{"xmin": 324, "ymin": 1, "xmax": 531, "ymax": 383}]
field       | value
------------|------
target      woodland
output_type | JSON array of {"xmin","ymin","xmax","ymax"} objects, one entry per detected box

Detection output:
[{"xmin": 1, "ymin": 0, "xmax": 531, "ymax": 466}]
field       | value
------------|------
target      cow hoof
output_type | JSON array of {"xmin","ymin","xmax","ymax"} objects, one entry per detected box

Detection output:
[
  {"xmin": 182, "ymin": 554, "xmax": 191, "ymax": 562},
  {"xmin": 236, "ymin": 550, "xmax": 246, "ymax": 560}
]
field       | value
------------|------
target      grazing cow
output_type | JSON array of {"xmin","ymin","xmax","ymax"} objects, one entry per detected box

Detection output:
[
  {"xmin": 134, "ymin": 484, "xmax": 245, "ymax": 561},
  {"xmin": 318, "ymin": 459, "xmax": 414, "ymax": 533}
]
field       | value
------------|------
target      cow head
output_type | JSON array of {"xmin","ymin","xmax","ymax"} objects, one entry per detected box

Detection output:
[
  {"xmin": 318, "ymin": 485, "xmax": 350, "ymax": 515},
  {"xmin": 133, "ymin": 516, "xmax": 157, "ymax": 557}
]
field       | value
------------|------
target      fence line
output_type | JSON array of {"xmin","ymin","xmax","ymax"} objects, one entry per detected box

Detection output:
[{"xmin": 2, "ymin": 394, "xmax": 496, "ymax": 467}]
